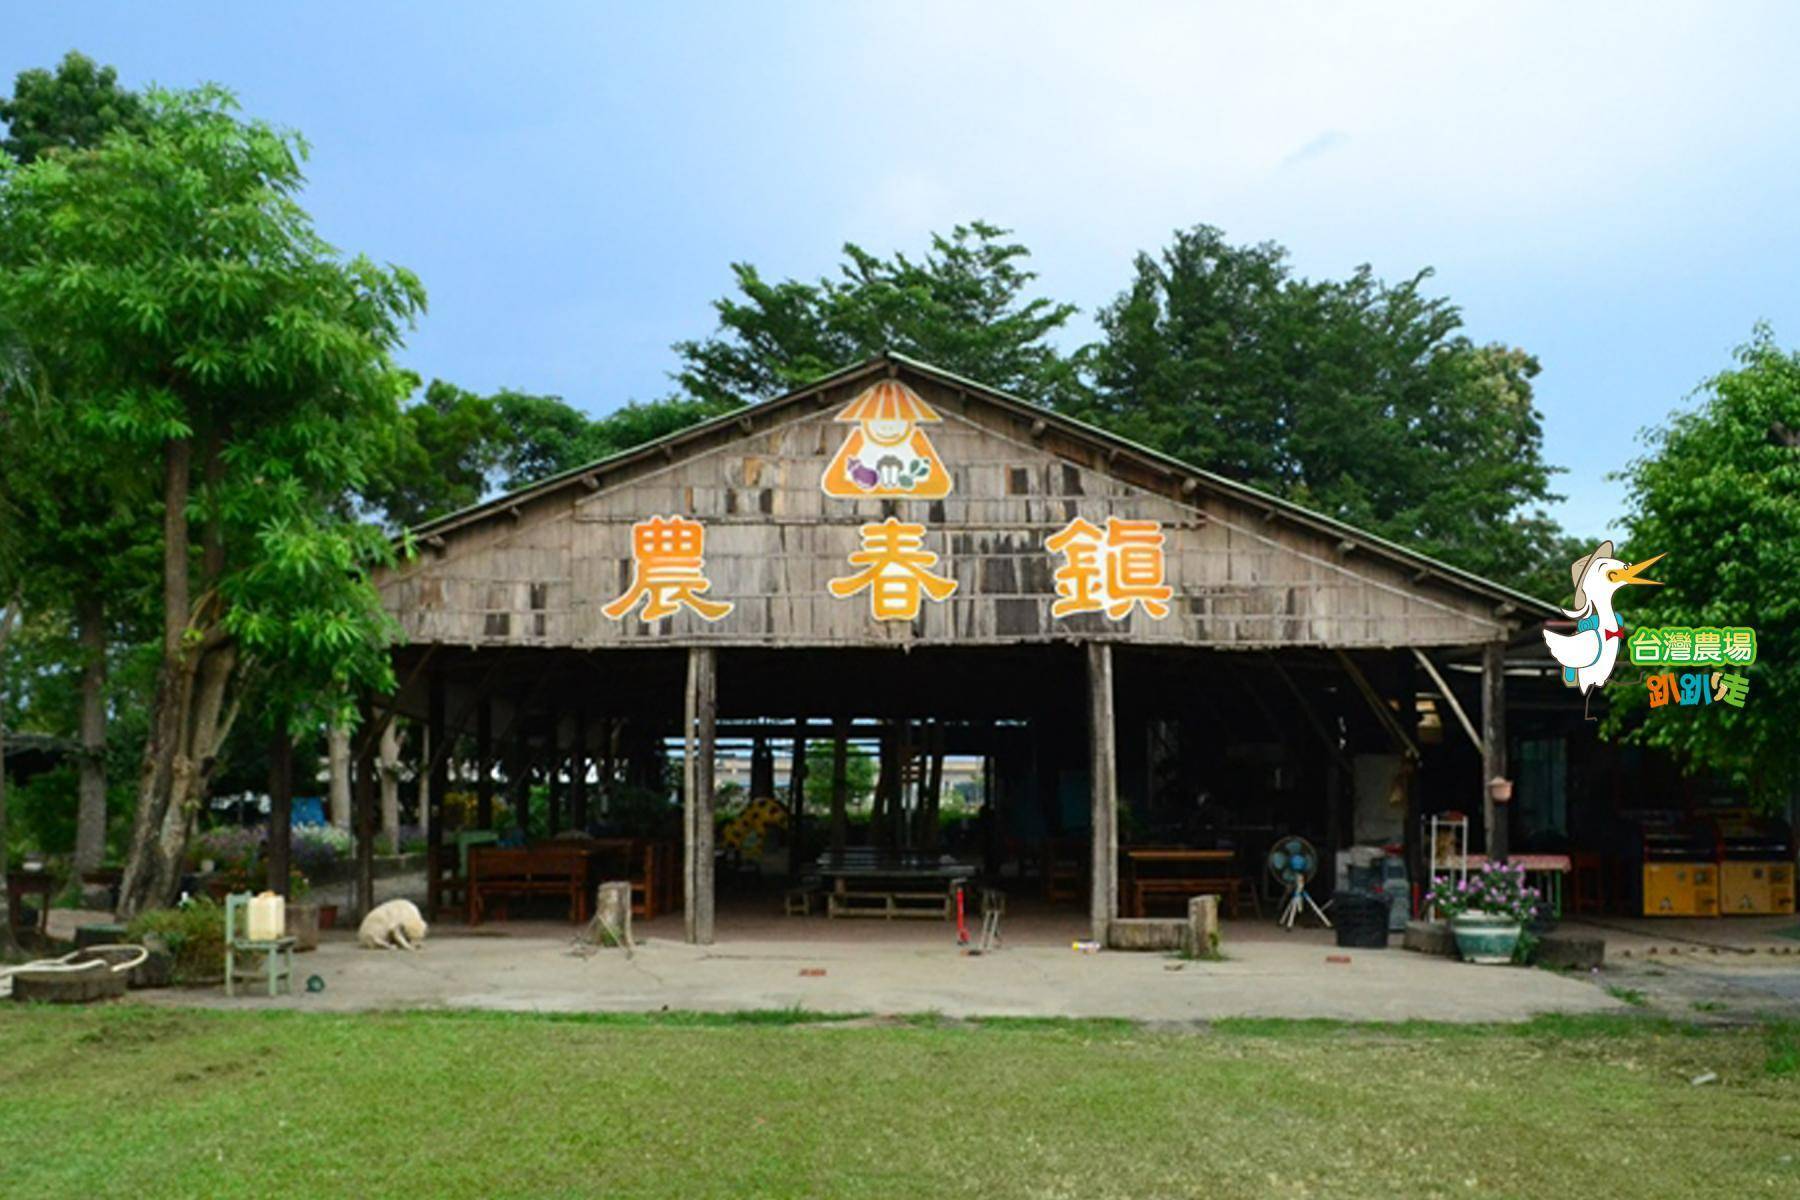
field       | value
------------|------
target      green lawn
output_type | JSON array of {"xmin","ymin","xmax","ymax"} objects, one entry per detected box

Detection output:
[{"xmin": 0, "ymin": 1007, "xmax": 1795, "ymax": 1198}]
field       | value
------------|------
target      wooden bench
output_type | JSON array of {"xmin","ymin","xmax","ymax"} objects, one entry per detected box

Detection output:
[
  {"xmin": 827, "ymin": 889, "xmax": 951, "ymax": 920},
  {"xmin": 1126, "ymin": 849, "xmax": 1249, "ymax": 918},
  {"xmin": 467, "ymin": 846, "xmax": 591, "ymax": 925}
]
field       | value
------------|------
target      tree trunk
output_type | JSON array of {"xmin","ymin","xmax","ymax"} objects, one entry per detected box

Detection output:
[
  {"xmin": 327, "ymin": 722, "xmax": 352, "ymax": 829},
  {"xmin": 0, "ymin": 599, "xmax": 21, "ymax": 956},
  {"xmin": 379, "ymin": 720, "xmax": 401, "ymax": 854},
  {"xmin": 117, "ymin": 436, "xmax": 246, "ymax": 918},
  {"xmin": 74, "ymin": 595, "xmax": 108, "ymax": 902}
]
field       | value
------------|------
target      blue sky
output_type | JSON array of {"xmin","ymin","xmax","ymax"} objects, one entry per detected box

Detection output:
[{"xmin": 9, "ymin": 3, "xmax": 1798, "ymax": 538}]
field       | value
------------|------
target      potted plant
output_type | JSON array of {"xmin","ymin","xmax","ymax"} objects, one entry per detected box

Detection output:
[
  {"xmin": 284, "ymin": 870, "xmax": 321, "ymax": 951},
  {"xmin": 1424, "ymin": 862, "xmax": 1542, "ymax": 964}
]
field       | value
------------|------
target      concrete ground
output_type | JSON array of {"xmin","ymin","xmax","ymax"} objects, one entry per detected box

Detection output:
[
  {"xmin": 61, "ymin": 873, "xmax": 1800, "ymax": 1022},
  {"xmin": 113, "ymin": 879, "xmax": 1628, "ymax": 1021}
]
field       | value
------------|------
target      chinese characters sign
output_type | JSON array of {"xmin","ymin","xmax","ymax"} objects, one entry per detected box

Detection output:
[
  {"xmin": 601, "ymin": 516, "xmax": 733, "ymax": 623},
  {"xmin": 1627, "ymin": 626, "xmax": 1757, "ymax": 667},
  {"xmin": 828, "ymin": 518, "xmax": 959, "ymax": 621},
  {"xmin": 1045, "ymin": 517, "xmax": 1173, "ymax": 620},
  {"xmin": 1646, "ymin": 671, "xmax": 1750, "ymax": 709}
]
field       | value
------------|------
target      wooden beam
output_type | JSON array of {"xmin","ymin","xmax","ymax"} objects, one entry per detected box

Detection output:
[
  {"xmin": 684, "ymin": 646, "xmax": 718, "ymax": 944},
  {"xmin": 1482, "ymin": 641, "xmax": 1508, "ymax": 859},
  {"xmin": 788, "ymin": 717, "xmax": 808, "ymax": 878},
  {"xmin": 1410, "ymin": 648, "xmax": 1483, "ymax": 754},
  {"xmin": 267, "ymin": 724, "xmax": 293, "ymax": 898},
  {"xmin": 354, "ymin": 693, "xmax": 378, "ymax": 921},
  {"xmin": 1087, "ymin": 642, "xmax": 1118, "ymax": 944},
  {"xmin": 829, "ymin": 718, "xmax": 849, "ymax": 861},
  {"xmin": 1266, "ymin": 658, "xmax": 1354, "ymax": 776},
  {"xmin": 1334, "ymin": 650, "xmax": 1420, "ymax": 761},
  {"xmin": 426, "ymin": 670, "xmax": 447, "ymax": 921},
  {"xmin": 475, "ymin": 695, "xmax": 494, "ymax": 829},
  {"xmin": 571, "ymin": 704, "xmax": 588, "ymax": 832}
]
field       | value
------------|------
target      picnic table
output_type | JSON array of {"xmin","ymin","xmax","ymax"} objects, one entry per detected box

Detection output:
[
  {"xmin": 467, "ymin": 845, "xmax": 593, "ymax": 925},
  {"xmin": 812, "ymin": 851, "xmax": 976, "ymax": 920},
  {"xmin": 1124, "ymin": 848, "xmax": 1249, "ymax": 918}
]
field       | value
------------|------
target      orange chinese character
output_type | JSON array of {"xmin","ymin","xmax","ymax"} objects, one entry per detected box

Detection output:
[
  {"xmin": 601, "ymin": 516, "xmax": 733, "ymax": 623},
  {"xmin": 1645, "ymin": 672, "xmax": 1678, "ymax": 708},
  {"xmin": 1044, "ymin": 516, "xmax": 1173, "ymax": 620},
  {"xmin": 829, "ymin": 518, "xmax": 958, "ymax": 621},
  {"xmin": 1045, "ymin": 517, "xmax": 1106, "ymax": 617}
]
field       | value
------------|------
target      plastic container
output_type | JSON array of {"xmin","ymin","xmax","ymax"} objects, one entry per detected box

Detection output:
[
  {"xmin": 247, "ymin": 891, "xmax": 286, "ymax": 941},
  {"xmin": 1332, "ymin": 892, "xmax": 1389, "ymax": 949}
]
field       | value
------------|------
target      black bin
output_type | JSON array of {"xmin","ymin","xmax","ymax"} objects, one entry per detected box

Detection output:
[{"xmin": 1331, "ymin": 891, "xmax": 1390, "ymax": 949}]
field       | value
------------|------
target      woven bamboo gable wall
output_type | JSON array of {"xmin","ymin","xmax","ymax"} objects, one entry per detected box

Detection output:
[{"xmin": 376, "ymin": 365, "xmax": 1517, "ymax": 651}]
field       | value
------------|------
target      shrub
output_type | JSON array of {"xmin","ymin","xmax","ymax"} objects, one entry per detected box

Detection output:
[
  {"xmin": 127, "ymin": 897, "xmax": 226, "ymax": 983},
  {"xmin": 190, "ymin": 825, "xmax": 265, "ymax": 872},
  {"xmin": 290, "ymin": 823, "xmax": 352, "ymax": 874}
]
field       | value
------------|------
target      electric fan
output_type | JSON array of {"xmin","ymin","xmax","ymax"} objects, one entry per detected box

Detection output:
[{"xmin": 1266, "ymin": 835, "xmax": 1333, "ymax": 930}]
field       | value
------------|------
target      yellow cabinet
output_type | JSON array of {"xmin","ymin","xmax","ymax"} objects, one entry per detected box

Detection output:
[
  {"xmin": 1642, "ymin": 863, "xmax": 1719, "ymax": 917},
  {"xmin": 1719, "ymin": 861, "xmax": 1796, "ymax": 915}
]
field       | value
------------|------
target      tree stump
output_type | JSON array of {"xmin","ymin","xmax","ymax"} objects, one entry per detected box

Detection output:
[
  {"xmin": 595, "ymin": 881, "xmax": 633, "ymax": 949},
  {"xmin": 1184, "ymin": 895, "xmax": 1221, "ymax": 960}
]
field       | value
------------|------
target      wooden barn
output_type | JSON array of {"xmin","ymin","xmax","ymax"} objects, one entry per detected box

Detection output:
[{"xmin": 362, "ymin": 352, "xmax": 1582, "ymax": 944}]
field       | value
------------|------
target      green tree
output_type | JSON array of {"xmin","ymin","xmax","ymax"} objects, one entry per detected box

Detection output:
[
  {"xmin": 1, "ymin": 49, "xmax": 153, "ymax": 893},
  {"xmin": 0, "ymin": 50, "xmax": 146, "ymax": 165},
  {"xmin": 803, "ymin": 741, "xmax": 876, "ymax": 811},
  {"xmin": 676, "ymin": 221, "xmax": 1080, "ymax": 407},
  {"xmin": 365, "ymin": 379, "xmax": 513, "ymax": 528},
  {"xmin": 1068, "ymin": 225, "xmax": 1571, "ymax": 596},
  {"xmin": 0, "ymin": 86, "xmax": 424, "ymax": 915},
  {"xmin": 1606, "ymin": 327, "xmax": 1800, "ymax": 809}
]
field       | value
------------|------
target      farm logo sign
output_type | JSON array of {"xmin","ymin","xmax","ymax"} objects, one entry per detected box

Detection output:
[
  {"xmin": 601, "ymin": 380, "xmax": 1179, "ymax": 627},
  {"xmin": 1632, "ymin": 626, "xmax": 1756, "ymax": 710},
  {"xmin": 821, "ymin": 379, "xmax": 952, "ymax": 499}
]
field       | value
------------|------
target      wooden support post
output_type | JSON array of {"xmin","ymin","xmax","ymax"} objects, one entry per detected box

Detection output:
[
  {"xmin": 426, "ymin": 670, "xmax": 447, "ymax": 921},
  {"xmin": 684, "ymin": 647, "xmax": 717, "ymax": 945},
  {"xmin": 354, "ymin": 696, "xmax": 378, "ymax": 921},
  {"xmin": 1482, "ymin": 641, "xmax": 1508, "ymax": 859},
  {"xmin": 1087, "ymin": 642, "xmax": 1118, "ymax": 945},
  {"xmin": 788, "ymin": 718, "xmax": 808, "ymax": 878},
  {"xmin": 829, "ymin": 718, "xmax": 849, "ymax": 861},
  {"xmin": 922, "ymin": 722, "xmax": 945, "ymax": 853},
  {"xmin": 267, "ymin": 723, "xmax": 293, "ymax": 898},
  {"xmin": 476, "ymin": 694, "xmax": 494, "ymax": 830},
  {"xmin": 507, "ymin": 708, "xmax": 529, "ymax": 840},
  {"xmin": 378, "ymin": 720, "xmax": 401, "ymax": 855},
  {"xmin": 571, "ymin": 706, "xmax": 589, "ymax": 833}
]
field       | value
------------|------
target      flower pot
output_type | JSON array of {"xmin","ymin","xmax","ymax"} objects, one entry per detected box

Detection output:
[
  {"xmin": 1451, "ymin": 910, "xmax": 1522, "ymax": 964},
  {"xmin": 286, "ymin": 902, "xmax": 321, "ymax": 952}
]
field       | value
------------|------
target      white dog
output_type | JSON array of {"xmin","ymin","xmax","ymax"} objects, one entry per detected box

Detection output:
[{"xmin": 358, "ymin": 899, "xmax": 428, "ymax": 950}]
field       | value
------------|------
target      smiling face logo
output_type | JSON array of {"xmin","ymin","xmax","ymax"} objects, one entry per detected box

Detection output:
[{"xmin": 820, "ymin": 379, "xmax": 953, "ymax": 499}]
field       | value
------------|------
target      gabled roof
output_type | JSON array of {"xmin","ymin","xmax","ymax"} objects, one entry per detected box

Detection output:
[{"xmin": 405, "ymin": 352, "xmax": 1559, "ymax": 620}]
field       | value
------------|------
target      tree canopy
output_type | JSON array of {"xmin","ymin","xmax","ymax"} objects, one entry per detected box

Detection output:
[
  {"xmin": 675, "ymin": 221, "xmax": 1079, "ymax": 408},
  {"xmin": 0, "ymin": 83, "xmax": 424, "ymax": 912},
  {"xmin": 1064, "ymin": 225, "xmax": 1572, "ymax": 596},
  {"xmin": 1606, "ymin": 327, "xmax": 1800, "ymax": 808},
  {"xmin": 0, "ymin": 50, "xmax": 146, "ymax": 165}
]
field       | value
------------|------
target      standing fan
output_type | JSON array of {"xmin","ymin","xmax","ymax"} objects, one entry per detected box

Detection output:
[{"xmin": 1267, "ymin": 835, "xmax": 1333, "ymax": 930}]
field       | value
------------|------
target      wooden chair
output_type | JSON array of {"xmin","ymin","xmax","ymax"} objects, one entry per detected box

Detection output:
[
  {"xmin": 224, "ymin": 892, "xmax": 295, "ymax": 998},
  {"xmin": 1570, "ymin": 852, "xmax": 1606, "ymax": 914}
]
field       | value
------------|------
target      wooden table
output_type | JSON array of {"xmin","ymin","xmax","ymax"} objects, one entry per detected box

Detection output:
[
  {"xmin": 467, "ymin": 846, "xmax": 593, "ymax": 925},
  {"xmin": 6, "ymin": 869, "xmax": 55, "ymax": 934},
  {"xmin": 1124, "ymin": 849, "xmax": 1241, "ymax": 918},
  {"xmin": 1443, "ymin": 854, "xmax": 1572, "ymax": 917},
  {"xmin": 815, "ymin": 853, "xmax": 976, "ymax": 920}
]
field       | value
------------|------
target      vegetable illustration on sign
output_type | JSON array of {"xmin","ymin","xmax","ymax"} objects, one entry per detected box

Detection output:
[{"xmin": 821, "ymin": 379, "xmax": 953, "ymax": 499}]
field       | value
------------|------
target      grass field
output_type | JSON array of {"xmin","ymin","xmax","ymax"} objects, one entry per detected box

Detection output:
[{"xmin": 1, "ymin": 1006, "xmax": 1796, "ymax": 1198}]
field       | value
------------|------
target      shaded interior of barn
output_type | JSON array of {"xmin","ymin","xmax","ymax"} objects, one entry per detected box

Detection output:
[{"xmin": 380, "ymin": 637, "xmax": 1641, "ymax": 938}]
